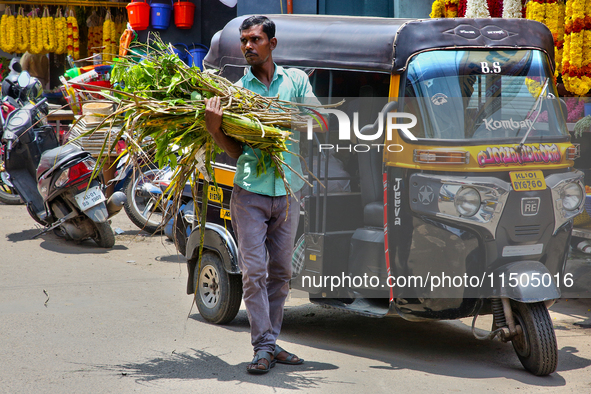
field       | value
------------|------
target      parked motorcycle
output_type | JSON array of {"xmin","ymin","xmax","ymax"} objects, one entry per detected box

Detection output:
[
  {"xmin": 1, "ymin": 70, "xmax": 126, "ymax": 247},
  {"xmin": 0, "ymin": 67, "xmax": 23, "ymax": 205}
]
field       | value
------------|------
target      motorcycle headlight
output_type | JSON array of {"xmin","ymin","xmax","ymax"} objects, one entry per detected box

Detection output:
[
  {"xmin": 562, "ymin": 182, "xmax": 583, "ymax": 211},
  {"xmin": 454, "ymin": 187, "xmax": 481, "ymax": 217}
]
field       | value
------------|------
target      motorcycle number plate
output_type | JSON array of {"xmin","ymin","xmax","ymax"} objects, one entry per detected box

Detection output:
[
  {"xmin": 509, "ymin": 170, "xmax": 546, "ymax": 192},
  {"xmin": 75, "ymin": 186, "xmax": 106, "ymax": 211}
]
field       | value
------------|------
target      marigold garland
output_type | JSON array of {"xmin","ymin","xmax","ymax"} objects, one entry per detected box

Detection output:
[
  {"xmin": 103, "ymin": 16, "xmax": 115, "ymax": 62},
  {"xmin": 29, "ymin": 15, "xmax": 44, "ymax": 55},
  {"xmin": 0, "ymin": 11, "xmax": 18, "ymax": 54},
  {"xmin": 430, "ymin": 0, "xmax": 446, "ymax": 17},
  {"xmin": 555, "ymin": 1, "xmax": 566, "ymax": 75},
  {"xmin": 55, "ymin": 12, "xmax": 67, "ymax": 55},
  {"xmin": 41, "ymin": 9, "xmax": 56, "ymax": 53},
  {"xmin": 16, "ymin": 10, "xmax": 29, "ymax": 54},
  {"xmin": 66, "ymin": 13, "xmax": 79, "ymax": 60},
  {"xmin": 445, "ymin": 0, "xmax": 459, "ymax": 17},
  {"xmin": 562, "ymin": 0, "xmax": 591, "ymax": 95}
]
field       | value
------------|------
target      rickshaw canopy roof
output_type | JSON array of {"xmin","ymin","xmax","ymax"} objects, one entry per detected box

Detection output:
[{"xmin": 204, "ymin": 15, "xmax": 555, "ymax": 74}]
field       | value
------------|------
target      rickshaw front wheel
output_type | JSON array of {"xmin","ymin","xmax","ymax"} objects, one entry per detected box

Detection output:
[
  {"xmin": 510, "ymin": 301, "xmax": 558, "ymax": 376},
  {"xmin": 194, "ymin": 252, "xmax": 242, "ymax": 325}
]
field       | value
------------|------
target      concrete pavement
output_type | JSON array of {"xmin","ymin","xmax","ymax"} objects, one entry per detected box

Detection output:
[{"xmin": 0, "ymin": 203, "xmax": 590, "ymax": 393}]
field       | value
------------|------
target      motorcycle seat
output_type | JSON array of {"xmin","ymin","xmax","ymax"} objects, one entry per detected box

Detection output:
[{"xmin": 36, "ymin": 145, "xmax": 90, "ymax": 180}]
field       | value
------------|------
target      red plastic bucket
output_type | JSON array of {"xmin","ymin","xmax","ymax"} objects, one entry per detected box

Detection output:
[
  {"xmin": 127, "ymin": 0, "xmax": 150, "ymax": 31},
  {"xmin": 173, "ymin": 1, "xmax": 196, "ymax": 29}
]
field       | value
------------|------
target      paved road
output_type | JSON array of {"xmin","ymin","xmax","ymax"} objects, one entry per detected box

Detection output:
[{"xmin": 0, "ymin": 204, "xmax": 590, "ymax": 393}]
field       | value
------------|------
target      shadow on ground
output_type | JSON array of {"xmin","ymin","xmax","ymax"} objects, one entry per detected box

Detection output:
[{"xmin": 93, "ymin": 349, "xmax": 340, "ymax": 390}]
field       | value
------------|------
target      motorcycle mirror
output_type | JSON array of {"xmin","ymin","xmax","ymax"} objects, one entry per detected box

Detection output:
[
  {"xmin": 12, "ymin": 62, "xmax": 22, "ymax": 73},
  {"xmin": 17, "ymin": 71, "xmax": 31, "ymax": 88}
]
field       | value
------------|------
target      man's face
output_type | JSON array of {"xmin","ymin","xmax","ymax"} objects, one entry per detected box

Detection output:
[{"xmin": 240, "ymin": 25, "xmax": 277, "ymax": 66}]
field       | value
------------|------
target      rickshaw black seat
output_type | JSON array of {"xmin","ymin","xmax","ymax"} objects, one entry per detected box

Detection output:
[{"xmin": 364, "ymin": 201, "xmax": 383, "ymax": 227}]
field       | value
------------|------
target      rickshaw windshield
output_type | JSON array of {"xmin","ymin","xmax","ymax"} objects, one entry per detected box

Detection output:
[{"xmin": 402, "ymin": 49, "xmax": 568, "ymax": 141}]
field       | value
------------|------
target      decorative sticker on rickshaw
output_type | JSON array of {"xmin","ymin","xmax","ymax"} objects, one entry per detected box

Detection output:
[
  {"xmin": 482, "ymin": 118, "xmax": 535, "ymax": 132},
  {"xmin": 477, "ymin": 144, "xmax": 561, "ymax": 167},
  {"xmin": 431, "ymin": 93, "xmax": 448, "ymax": 106},
  {"xmin": 393, "ymin": 178, "xmax": 402, "ymax": 226}
]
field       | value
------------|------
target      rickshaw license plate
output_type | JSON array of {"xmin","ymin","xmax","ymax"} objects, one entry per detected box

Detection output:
[
  {"xmin": 75, "ymin": 186, "xmax": 106, "ymax": 210},
  {"xmin": 509, "ymin": 170, "xmax": 546, "ymax": 191}
]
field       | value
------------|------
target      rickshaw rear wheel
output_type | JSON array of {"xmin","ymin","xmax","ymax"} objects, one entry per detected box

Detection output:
[
  {"xmin": 510, "ymin": 301, "xmax": 558, "ymax": 376},
  {"xmin": 193, "ymin": 252, "xmax": 242, "ymax": 325}
]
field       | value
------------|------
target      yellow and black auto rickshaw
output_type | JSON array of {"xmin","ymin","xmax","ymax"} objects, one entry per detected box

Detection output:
[{"xmin": 183, "ymin": 15, "xmax": 584, "ymax": 376}]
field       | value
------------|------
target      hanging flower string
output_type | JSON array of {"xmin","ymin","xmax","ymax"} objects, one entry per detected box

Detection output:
[
  {"xmin": 41, "ymin": 7, "xmax": 56, "ymax": 53},
  {"xmin": 465, "ymin": 0, "xmax": 491, "ymax": 17},
  {"xmin": 445, "ymin": 0, "xmax": 459, "ymax": 17},
  {"xmin": 0, "ymin": 7, "xmax": 18, "ymax": 54},
  {"xmin": 458, "ymin": 0, "xmax": 468, "ymax": 16},
  {"xmin": 430, "ymin": 0, "xmax": 446, "ymax": 17},
  {"xmin": 562, "ymin": 0, "xmax": 591, "ymax": 95},
  {"xmin": 16, "ymin": 7, "xmax": 29, "ymax": 53},
  {"xmin": 487, "ymin": 0, "xmax": 503, "ymax": 17},
  {"xmin": 55, "ymin": 9, "xmax": 67, "ymax": 55},
  {"xmin": 502, "ymin": 0, "xmax": 523, "ymax": 18},
  {"xmin": 29, "ymin": 10, "xmax": 44, "ymax": 55}
]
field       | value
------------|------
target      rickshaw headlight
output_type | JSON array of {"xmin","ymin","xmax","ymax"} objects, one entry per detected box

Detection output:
[
  {"xmin": 454, "ymin": 187, "xmax": 481, "ymax": 217},
  {"xmin": 562, "ymin": 182, "xmax": 583, "ymax": 211}
]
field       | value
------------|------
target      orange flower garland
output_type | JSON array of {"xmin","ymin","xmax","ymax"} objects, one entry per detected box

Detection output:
[
  {"xmin": 562, "ymin": 0, "xmax": 591, "ymax": 95},
  {"xmin": 555, "ymin": 1, "xmax": 566, "ymax": 75},
  {"xmin": 445, "ymin": 0, "xmax": 459, "ymax": 17}
]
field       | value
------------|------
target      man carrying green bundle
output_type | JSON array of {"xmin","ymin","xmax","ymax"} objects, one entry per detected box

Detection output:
[{"xmin": 204, "ymin": 15, "xmax": 320, "ymax": 374}]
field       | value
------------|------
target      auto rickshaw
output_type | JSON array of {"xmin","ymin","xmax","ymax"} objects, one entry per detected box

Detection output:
[{"xmin": 183, "ymin": 15, "xmax": 585, "ymax": 376}]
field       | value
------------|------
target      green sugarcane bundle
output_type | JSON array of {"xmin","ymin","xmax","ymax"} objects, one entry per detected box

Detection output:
[{"xmin": 76, "ymin": 34, "xmax": 327, "ymax": 265}]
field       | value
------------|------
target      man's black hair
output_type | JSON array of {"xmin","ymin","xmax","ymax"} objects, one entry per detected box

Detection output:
[{"xmin": 239, "ymin": 16, "xmax": 276, "ymax": 40}]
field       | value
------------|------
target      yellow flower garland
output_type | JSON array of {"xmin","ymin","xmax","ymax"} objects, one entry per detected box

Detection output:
[
  {"xmin": 29, "ymin": 16, "xmax": 44, "ymax": 55},
  {"xmin": 562, "ymin": 0, "xmax": 591, "ymax": 95},
  {"xmin": 103, "ymin": 18, "xmax": 113, "ymax": 62},
  {"xmin": 41, "ymin": 11, "xmax": 56, "ymax": 53},
  {"xmin": 16, "ymin": 12, "xmax": 29, "ymax": 54},
  {"xmin": 0, "ymin": 13, "xmax": 17, "ymax": 54},
  {"xmin": 55, "ymin": 15, "xmax": 67, "ymax": 55},
  {"xmin": 430, "ymin": 0, "xmax": 445, "ymax": 17},
  {"xmin": 555, "ymin": 2, "xmax": 566, "ymax": 75}
]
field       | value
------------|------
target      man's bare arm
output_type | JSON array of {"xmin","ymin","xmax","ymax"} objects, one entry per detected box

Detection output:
[{"xmin": 204, "ymin": 96, "xmax": 243, "ymax": 159}]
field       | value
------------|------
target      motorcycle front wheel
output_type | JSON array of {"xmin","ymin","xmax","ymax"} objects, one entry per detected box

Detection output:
[
  {"xmin": 0, "ymin": 170, "xmax": 22, "ymax": 205},
  {"xmin": 123, "ymin": 166, "xmax": 169, "ymax": 234},
  {"xmin": 511, "ymin": 301, "xmax": 558, "ymax": 376}
]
